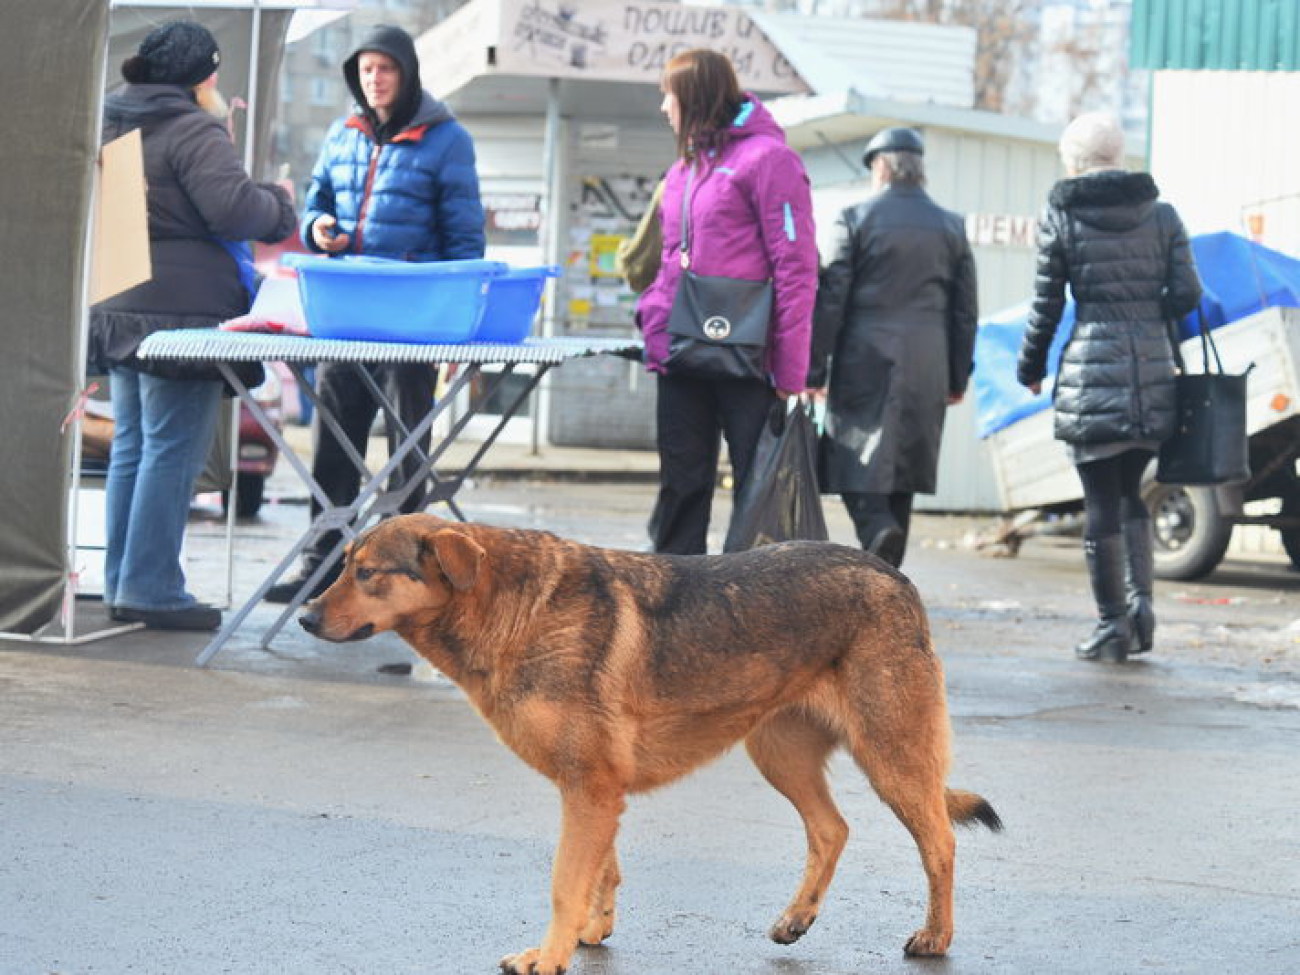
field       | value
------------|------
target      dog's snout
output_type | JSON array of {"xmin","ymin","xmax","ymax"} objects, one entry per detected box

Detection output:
[{"xmin": 299, "ymin": 607, "xmax": 321, "ymax": 635}]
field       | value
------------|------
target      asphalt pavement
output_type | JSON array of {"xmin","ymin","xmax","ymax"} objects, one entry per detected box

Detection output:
[{"xmin": 2, "ymin": 450, "xmax": 1298, "ymax": 975}]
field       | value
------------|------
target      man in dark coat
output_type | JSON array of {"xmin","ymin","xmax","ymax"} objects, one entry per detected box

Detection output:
[{"xmin": 810, "ymin": 127, "xmax": 978, "ymax": 567}]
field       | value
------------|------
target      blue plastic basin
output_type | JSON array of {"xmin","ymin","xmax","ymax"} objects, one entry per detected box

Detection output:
[
  {"xmin": 475, "ymin": 266, "xmax": 561, "ymax": 343},
  {"xmin": 282, "ymin": 254, "xmax": 508, "ymax": 343}
]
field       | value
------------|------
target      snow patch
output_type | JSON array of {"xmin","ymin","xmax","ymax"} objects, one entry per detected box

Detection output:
[{"xmin": 1232, "ymin": 683, "xmax": 1300, "ymax": 710}]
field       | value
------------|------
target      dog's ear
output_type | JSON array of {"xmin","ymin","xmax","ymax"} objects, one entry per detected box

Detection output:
[{"xmin": 425, "ymin": 529, "xmax": 485, "ymax": 591}]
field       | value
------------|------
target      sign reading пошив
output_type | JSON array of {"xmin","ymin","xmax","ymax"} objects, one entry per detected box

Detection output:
[{"xmin": 494, "ymin": 0, "xmax": 808, "ymax": 93}]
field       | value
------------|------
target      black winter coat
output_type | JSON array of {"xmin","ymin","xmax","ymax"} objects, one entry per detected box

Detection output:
[
  {"xmin": 90, "ymin": 84, "xmax": 296, "ymax": 382},
  {"xmin": 811, "ymin": 184, "xmax": 979, "ymax": 495},
  {"xmin": 1017, "ymin": 171, "xmax": 1202, "ymax": 446}
]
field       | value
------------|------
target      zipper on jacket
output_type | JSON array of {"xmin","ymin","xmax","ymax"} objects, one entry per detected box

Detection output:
[
  {"xmin": 353, "ymin": 143, "xmax": 382, "ymax": 254},
  {"xmin": 1127, "ymin": 329, "xmax": 1145, "ymax": 436}
]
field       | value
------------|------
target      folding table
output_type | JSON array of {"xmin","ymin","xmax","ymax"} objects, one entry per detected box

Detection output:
[{"xmin": 136, "ymin": 329, "xmax": 642, "ymax": 666}]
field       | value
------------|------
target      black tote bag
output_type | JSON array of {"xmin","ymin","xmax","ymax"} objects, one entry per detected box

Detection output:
[
  {"xmin": 724, "ymin": 399, "xmax": 829, "ymax": 553},
  {"xmin": 1156, "ymin": 314, "xmax": 1251, "ymax": 485}
]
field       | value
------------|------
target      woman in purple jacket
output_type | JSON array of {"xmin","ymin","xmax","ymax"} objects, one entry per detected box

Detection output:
[{"xmin": 637, "ymin": 49, "xmax": 819, "ymax": 554}]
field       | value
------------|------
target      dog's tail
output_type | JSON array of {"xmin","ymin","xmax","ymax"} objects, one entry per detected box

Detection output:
[{"xmin": 945, "ymin": 789, "xmax": 1004, "ymax": 832}]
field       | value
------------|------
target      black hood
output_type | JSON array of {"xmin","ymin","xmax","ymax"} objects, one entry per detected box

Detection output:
[
  {"xmin": 1049, "ymin": 170, "xmax": 1160, "ymax": 233},
  {"xmin": 102, "ymin": 83, "xmax": 199, "ymax": 139},
  {"xmin": 343, "ymin": 24, "xmax": 426, "ymax": 141}
]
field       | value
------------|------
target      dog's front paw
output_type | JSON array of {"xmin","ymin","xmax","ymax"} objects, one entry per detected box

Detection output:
[
  {"xmin": 499, "ymin": 947, "xmax": 565, "ymax": 974},
  {"xmin": 769, "ymin": 910, "xmax": 817, "ymax": 945},
  {"xmin": 903, "ymin": 927, "xmax": 951, "ymax": 957}
]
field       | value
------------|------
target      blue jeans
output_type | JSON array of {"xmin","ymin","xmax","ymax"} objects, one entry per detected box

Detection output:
[{"xmin": 105, "ymin": 367, "xmax": 221, "ymax": 611}]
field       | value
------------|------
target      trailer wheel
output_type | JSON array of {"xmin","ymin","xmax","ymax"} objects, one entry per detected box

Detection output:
[{"xmin": 1143, "ymin": 481, "xmax": 1233, "ymax": 580}]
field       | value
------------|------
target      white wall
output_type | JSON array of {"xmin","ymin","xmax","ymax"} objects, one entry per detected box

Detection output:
[{"xmin": 1151, "ymin": 71, "xmax": 1300, "ymax": 255}]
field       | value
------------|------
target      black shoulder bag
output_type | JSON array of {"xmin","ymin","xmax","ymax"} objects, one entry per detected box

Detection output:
[
  {"xmin": 665, "ymin": 164, "xmax": 773, "ymax": 382},
  {"xmin": 1156, "ymin": 310, "xmax": 1252, "ymax": 485}
]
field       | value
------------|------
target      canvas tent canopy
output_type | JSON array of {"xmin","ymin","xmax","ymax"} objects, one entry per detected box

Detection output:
[{"xmin": 0, "ymin": 0, "xmax": 342, "ymax": 637}]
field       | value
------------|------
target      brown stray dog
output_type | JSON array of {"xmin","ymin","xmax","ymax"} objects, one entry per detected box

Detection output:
[{"xmin": 300, "ymin": 513, "xmax": 1002, "ymax": 974}]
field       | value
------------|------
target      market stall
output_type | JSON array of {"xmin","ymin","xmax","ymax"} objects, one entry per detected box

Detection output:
[{"xmin": 0, "ymin": 0, "xmax": 342, "ymax": 640}]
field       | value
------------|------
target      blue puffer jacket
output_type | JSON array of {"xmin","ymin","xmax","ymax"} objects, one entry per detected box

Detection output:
[{"xmin": 301, "ymin": 27, "xmax": 484, "ymax": 262}]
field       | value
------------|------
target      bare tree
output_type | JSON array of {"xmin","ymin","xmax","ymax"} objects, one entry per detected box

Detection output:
[{"xmin": 1048, "ymin": 18, "xmax": 1111, "ymax": 119}]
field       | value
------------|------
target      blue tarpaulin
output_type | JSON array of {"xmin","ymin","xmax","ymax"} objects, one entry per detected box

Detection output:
[{"xmin": 973, "ymin": 232, "xmax": 1300, "ymax": 438}]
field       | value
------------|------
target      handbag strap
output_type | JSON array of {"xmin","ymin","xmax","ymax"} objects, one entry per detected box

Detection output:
[
  {"xmin": 678, "ymin": 163, "xmax": 696, "ymax": 268},
  {"xmin": 1193, "ymin": 306, "xmax": 1227, "ymax": 375}
]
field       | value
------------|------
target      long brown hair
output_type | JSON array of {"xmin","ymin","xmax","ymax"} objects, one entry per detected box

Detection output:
[{"xmin": 662, "ymin": 49, "xmax": 745, "ymax": 160}]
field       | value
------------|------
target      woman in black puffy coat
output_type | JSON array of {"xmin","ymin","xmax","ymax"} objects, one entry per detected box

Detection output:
[{"xmin": 1017, "ymin": 112, "xmax": 1202, "ymax": 663}]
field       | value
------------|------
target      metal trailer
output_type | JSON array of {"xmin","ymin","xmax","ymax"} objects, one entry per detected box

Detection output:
[{"xmin": 985, "ymin": 305, "xmax": 1300, "ymax": 579}]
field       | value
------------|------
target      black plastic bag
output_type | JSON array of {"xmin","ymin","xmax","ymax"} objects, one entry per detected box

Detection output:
[{"xmin": 724, "ymin": 399, "xmax": 829, "ymax": 553}]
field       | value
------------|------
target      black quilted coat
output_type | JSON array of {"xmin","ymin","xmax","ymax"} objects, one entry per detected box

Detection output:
[{"xmin": 1017, "ymin": 171, "xmax": 1202, "ymax": 446}]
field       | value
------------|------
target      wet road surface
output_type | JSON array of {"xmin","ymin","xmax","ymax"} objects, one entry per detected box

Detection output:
[{"xmin": 2, "ymin": 480, "xmax": 1298, "ymax": 974}]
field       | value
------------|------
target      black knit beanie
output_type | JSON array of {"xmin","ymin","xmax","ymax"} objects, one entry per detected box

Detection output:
[{"xmin": 121, "ymin": 20, "xmax": 221, "ymax": 87}]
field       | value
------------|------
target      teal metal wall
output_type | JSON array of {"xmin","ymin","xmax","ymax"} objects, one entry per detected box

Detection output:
[{"xmin": 1132, "ymin": 0, "xmax": 1300, "ymax": 70}]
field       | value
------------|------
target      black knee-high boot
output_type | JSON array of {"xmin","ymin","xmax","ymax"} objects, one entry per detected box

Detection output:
[
  {"xmin": 1076, "ymin": 535, "xmax": 1131, "ymax": 663},
  {"xmin": 1123, "ymin": 519, "xmax": 1155, "ymax": 655}
]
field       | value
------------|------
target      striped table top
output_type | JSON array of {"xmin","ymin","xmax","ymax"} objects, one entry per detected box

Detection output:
[{"xmin": 137, "ymin": 328, "xmax": 642, "ymax": 365}]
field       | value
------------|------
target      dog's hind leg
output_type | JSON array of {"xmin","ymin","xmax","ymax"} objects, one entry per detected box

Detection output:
[
  {"xmin": 501, "ymin": 791, "xmax": 625, "ymax": 975},
  {"xmin": 885, "ymin": 788, "xmax": 957, "ymax": 957},
  {"xmin": 746, "ymin": 709, "xmax": 848, "ymax": 946},
  {"xmin": 844, "ymin": 701, "xmax": 958, "ymax": 957},
  {"xmin": 579, "ymin": 847, "xmax": 621, "ymax": 945}
]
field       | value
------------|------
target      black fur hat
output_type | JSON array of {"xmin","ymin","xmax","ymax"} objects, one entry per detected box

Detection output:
[{"xmin": 121, "ymin": 20, "xmax": 220, "ymax": 87}]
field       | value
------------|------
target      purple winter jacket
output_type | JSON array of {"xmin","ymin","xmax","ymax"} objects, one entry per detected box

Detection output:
[{"xmin": 637, "ymin": 95, "xmax": 818, "ymax": 392}]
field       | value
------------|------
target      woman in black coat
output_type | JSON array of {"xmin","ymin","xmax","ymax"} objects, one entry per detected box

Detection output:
[
  {"xmin": 90, "ymin": 21, "xmax": 296, "ymax": 631},
  {"xmin": 1017, "ymin": 112, "xmax": 1202, "ymax": 663}
]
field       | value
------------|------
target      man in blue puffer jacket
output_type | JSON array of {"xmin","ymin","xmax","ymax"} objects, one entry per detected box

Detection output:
[{"xmin": 266, "ymin": 23, "xmax": 486, "ymax": 603}]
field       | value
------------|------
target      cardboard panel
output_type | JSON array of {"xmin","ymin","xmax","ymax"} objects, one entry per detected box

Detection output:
[{"xmin": 91, "ymin": 128, "xmax": 151, "ymax": 305}]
